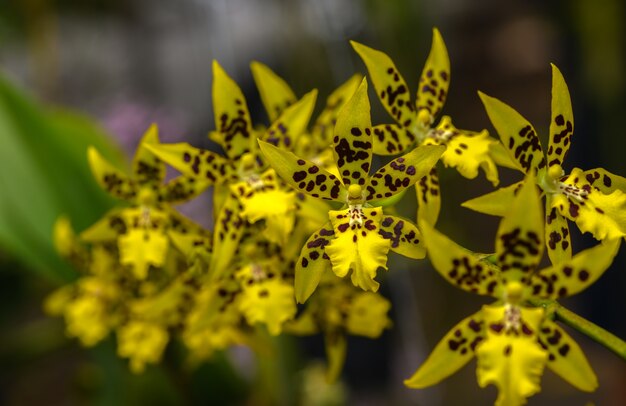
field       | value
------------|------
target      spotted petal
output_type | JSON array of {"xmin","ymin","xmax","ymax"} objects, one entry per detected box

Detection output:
[
  {"xmin": 476, "ymin": 305, "xmax": 547, "ymax": 406},
  {"xmin": 212, "ymin": 60, "xmax": 254, "ymax": 160},
  {"xmin": 371, "ymin": 124, "xmax": 417, "ymax": 156},
  {"xmin": 531, "ymin": 238, "xmax": 620, "ymax": 299},
  {"xmin": 582, "ymin": 167, "xmax": 626, "ymax": 194},
  {"xmin": 311, "ymin": 74, "xmax": 362, "ymax": 145},
  {"xmin": 333, "ymin": 78, "xmax": 373, "ymax": 186},
  {"xmin": 544, "ymin": 196, "xmax": 572, "ymax": 265},
  {"xmin": 295, "ymin": 222, "xmax": 334, "ymax": 303},
  {"xmin": 143, "ymin": 142, "xmax": 235, "ymax": 183},
  {"xmin": 420, "ymin": 220, "xmax": 501, "ymax": 297},
  {"xmin": 88, "ymin": 147, "xmax": 137, "ymax": 201},
  {"xmin": 250, "ymin": 61, "xmax": 297, "ymax": 122},
  {"xmin": 416, "ymin": 28, "xmax": 450, "ymax": 123},
  {"xmin": 430, "ymin": 116, "xmax": 499, "ymax": 186},
  {"xmin": 405, "ymin": 311, "xmax": 484, "ymax": 388},
  {"xmin": 258, "ymin": 140, "xmax": 346, "ymax": 201},
  {"xmin": 366, "ymin": 144, "xmax": 444, "ymax": 201},
  {"xmin": 416, "ymin": 168, "xmax": 441, "ymax": 225},
  {"xmin": 378, "ymin": 215, "xmax": 425, "ymax": 259},
  {"xmin": 159, "ymin": 176, "xmax": 210, "ymax": 204},
  {"xmin": 547, "ymin": 64, "xmax": 574, "ymax": 169},
  {"xmin": 262, "ymin": 89, "xmax": 317, "ymax": 150},
  {"xmin": 552, "ymin": 167, "xmax": 626, "ymax": 240},
  {"xmin": 80, "ymin": 209, "xmax": 127, "ymax": 241},
  {"xmin": 479, "ymin": 91, "xmax": 546, "ymax": 174},
  {"xmin": 209, "ymin": 192, "xmax": 245, "ymax": 281},
  {"xmin": 325, "ymin": 207, "xmax": 391, "ymax": 291},
  {"xmin": 495, "ymin": 176, "xmax": 543, "ymax": 281},
  {"xmin": 462, "ymin": 181, "xmax": 522, "ymax": 217},
  {"xmin": 131, "ymin": 124, "xmax": 166, "ymax": 185},
  {"xmin": 351, "ymin": 41, "xmax": 415, "ymax": 128},
  {"xmin": 538, "ymin": 319, "xmax": 597, "ymax": 392}
]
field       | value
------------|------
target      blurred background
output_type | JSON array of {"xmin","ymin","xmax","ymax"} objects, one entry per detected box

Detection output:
[{"xmin": 0, "ymin": 0, "xmax": 624, "ymax": 404}]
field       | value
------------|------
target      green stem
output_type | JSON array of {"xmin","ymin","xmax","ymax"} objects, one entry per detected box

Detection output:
[{"xmin": 528, "ymin": 298, "xmax": 626, "ymax": 361}]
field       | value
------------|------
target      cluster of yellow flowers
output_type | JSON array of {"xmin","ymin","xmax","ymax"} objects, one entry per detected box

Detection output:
[{"xmin": 47, "ymin": 28, "xmax": 626, "ymax": 404}]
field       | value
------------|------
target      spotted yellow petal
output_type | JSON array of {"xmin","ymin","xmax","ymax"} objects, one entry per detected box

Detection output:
[
  {"xmin": 80, "ymin": 209, "xmax": 127, "ymax": 242},
  {"xmin": 416, "ymin": 28, "xmax": 450, "ymax": 124},
  {"xmin": 551, "ymin": 168, "xmax": 626, "ymax": 240},
  {"xmin": 250, "ymin": 61, "xmax": 297, "ymax": 122},
  {"xmin": 545, "ymin": 196, "xmax": 572, "ymax": 265},
  {"xmin": 325, "ymin": 207, "xmax": 391, "ymax": 291},
  {"xmin": 258, "ymin": 140, "xmax": 346, "ymax": 201},
  {"xmin": 295, "ymin": 222, "xmax": 334, "ymax": 303},
  {"xmin": 212, "ymin": 60, "xmax": 254, "ymax": 160},
  {"xmin": 371, "ymin": 123, "xmax": 417, "ymax": 155},
  {"xmin": 531, "ymin": 238, "xmax": 620, "ymax": 299},
  {"xmin": 311, "ymin": 74, "xmax": 362, "ymax": 145},
  {"xmin": 262, "ymin": 89, "xmax": 317, "ymax": 150},
  {"xmin": 87, "ymin": 146, "xmax": 137, "ymax": 200},
  {"xmin": 581, "ymin": 167, "xmax": 626, "ymax": 194},
  {"xmin": 462, "ymin": 181, "xmax": 522, "ymax": 217},
  {"xmin": 159, "ymin": 175, "xmax": 211, "ymax": 204},
  {"xmin": 143, "ymin": 142, "xmax": 235, "ymax": 183},
  {"xmin": 333, "ymin": 77, "xmax": 373, "ymax": 187},
  {"xmin": 416, "ymin": 168, "xmax": 441, "ymax": 225},
  {"xmin": 132, "ymin": 124, "xmax": 166, "ymax": 185},
  {"xmin": 366, "ymin": 144, "xmax": 444, "ymax": 200},
  {"xmin": 430, "ymin": 116, "xmax": 499, "ymax": 186},
  {"xmin": 495, "ymin": 176, "xmax": 543, "ymax": 281},
  {"xmin": 209, "ymin": 192, "xmax": 245, "ymax": 281},
  {"xmin": 378, "ymin": 215, "xmax": 425, "ymax": 259},
  {"xmin": 547, "ymin": 64, "xmax": 574, "ymax": 169},
  {"xmin": 476, "ymin": 305, "xmax": 547, "ymax": 406},
  {"xmin": 538, "ymin": 319, "xmax": 597, "ymax": 392},
  {"xmin": 479, "ymin": 91, "xmax": 546, "ymax": 174},
  {"xmin": 420, "ymin": 220, "xmax": 502, "ymax": 297},
  {"xmin": 351, "ymin": 41, "xmax": 415, "ymax": 128},
  {"xmin": 489, "ymin": 141, "xmax": 525, "ymax": 172},
  {"xmin": 405, "ymin": 311, "xmax": 484, "ymax": 388}
]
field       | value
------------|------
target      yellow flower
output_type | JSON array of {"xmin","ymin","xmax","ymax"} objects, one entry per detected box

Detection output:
[{"xmin": 117, "ymin": 321, "xmax": 169, "ymax": 374}]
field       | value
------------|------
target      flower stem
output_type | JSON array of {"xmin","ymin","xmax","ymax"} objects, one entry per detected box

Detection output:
[{"xmin": 528, "ymin": 298, "xmax": 626, "ymax": 361}]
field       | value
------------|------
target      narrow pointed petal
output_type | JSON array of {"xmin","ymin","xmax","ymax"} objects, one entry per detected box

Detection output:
[
  {"xmin": 420, "ymin": 220, "xmax": 502, "ymax": 297},
  {"xmin": 531, "ymin": 238, "xmax": 620, "ymax": 299},
  {"xmin": 143, "ymin": 142, "xmax": 235, "ymax": 183},
  {"xmin": 552, "ymin": 168, "xmax": 626, "ymax": 240},
  {"xmin": 212, "ymin": 60, "xmax": 254, "ymax": 160},
  {"xmin": 371, "ymin": 123, "xmax": 417, "ymax": 156},
  {"xmin": 378, "ymin": 215, "xmax": 425, "ymax": 259},
  {"xmin": 295, "ymin": 222, "xmax": 334, "ymax": 303},
  {"xmin": 209, "ymin": 193, "xmax": 245, "ymax": 281},
  {"xmin": 258, "ymin": 140, "xmax": 346, "ymax": 201},
  {"xmin": 87, "ymin": 147, "xmax": 137, "ymax": 200},
  {"xmin": 405, "ymin": 311, "xmax": 484, "ymax": 388},
  {"xmin": 547, "ymin": 65, "xmax": 574, "ymax": 169},
  {"xmin": 545, "ymin": 196, "xmax": 572, "ymax": 265},
  {"xmin": 80, "ymin": 209, "xmax": 127, "ymax": 241},
  {"xmin": 333, "ymin": 78, "xmax": 373, "ymax": 186},
  {"xmin": 366, "ymin": 144, "xmax": 444, "ymax": 200},
  {"xmin": 416, "ymin": 28, "xmax": 451, "ymax": 123},
  {"xmin": 132, "ymin": 124, "xmax": 166, "ymax": 185},
  {"xmin": 416, "ymin": 168, "xmax": 441, "ymax": 225},
  {"xmin": 351, "ymin": 41, "xmax": 416, "ymax": 128},
  {"xmin": 431, "ymin": 116, "xmax": 500, "ymax": 186},
  {"xmin": 489, "ymin": 141, "xmax": 525, "ymax": 172},
  {"xmin": 495, "ymin": 176, "xmax": 543, "ymax": 281},
  {"xmin": 479, "ymin": 91, "xmax": 546, "ymax": 174},
  {"xmin": 250, "ymin": 61, "xmax": 297, "ymax": 122},
  {"xmin": 262, "ymin": 89, "xmax": 318, "ymax": 150},
  {"xmin": 461, "ymin": 181, "xmax": 522, "ymax": 217},
  {"xmin": 312, "ymin": 74, "xmax": 362, "ymax": 145},
  {"xmin": 538, "ymin": 319, "xmax": 598, "ymax": 392},
  {"xmin": 160, "ymin": 176, "xmax": 211, "ymax": 204},
  {"xmin": 325, "ymin": 207, "xmax": 391, "ymax": 291}
]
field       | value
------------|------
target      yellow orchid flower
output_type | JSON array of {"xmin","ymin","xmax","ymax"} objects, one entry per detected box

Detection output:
[
  {"xmin": 260, "ymin": 78, "xmax": 444, "ymax": 299},
  {"xmin": 352, "ymin": 28, "xmax": 511, "ymax": 224},
  {"xmin": 465, "ymin": 64, "xmax": 626, "ymax": 264},
  {"xmin": 406, "ymin": 176, "xmax": 620, "ymax": 405}
]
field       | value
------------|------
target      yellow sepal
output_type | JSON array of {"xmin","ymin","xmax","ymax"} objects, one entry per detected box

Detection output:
[{"xmin": 250, "ymin": 61, "xmax": 297, "ymax": 122}]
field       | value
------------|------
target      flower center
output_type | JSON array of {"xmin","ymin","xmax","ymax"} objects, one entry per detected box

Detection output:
[
  {"xmin": 504, "ymin": 280, "xmax": 524, "ymax": 304},
  {"xmin": 347, "ymin": 184, "xmax": 365, "ymax": 205}
]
